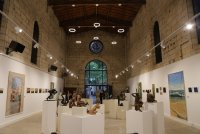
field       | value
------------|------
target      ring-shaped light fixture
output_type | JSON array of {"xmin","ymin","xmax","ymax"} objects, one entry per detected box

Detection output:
[
  {"xmin": 69, "ymin": 28, "xmax": 76, "ymax": 33},
  {"xmin": 94, "ymin": 23, "xmax": 101, "ymax": 28},
  {"xmin": 118, "ymin": 29, "xmax": 125, "ymax": 33}
]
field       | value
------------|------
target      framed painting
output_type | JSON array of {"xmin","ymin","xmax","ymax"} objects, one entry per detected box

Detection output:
[
  {"xmin": 50, "ymin": 82, "xmax": 54, "ymax": 89},
  {"xmin": 168, "ymin": 71, "xmax": 187, "ymax": 120},
  {"xmin": 6, "ymin": 72, "xmax": 25, "ymax": 116},
  {"xmin": 27, "ymin": 88, "xmax": 30, "ymax": 93},
  {"xmin": 194, "ymin": 87, "xmax": 198, "ymax": 93},
  {"xmin": 35, "ymin": 88, "xmax": 38, "ymax": 93},
  {"xmin": 0, "ymin": 88, "xmax": 3, "ymax": 93},
  {"xmin": 188, "ymin": 87, "xmax": 192, "ymax": 93}
]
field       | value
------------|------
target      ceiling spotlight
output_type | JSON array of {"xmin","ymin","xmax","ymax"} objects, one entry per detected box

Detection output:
[
  {"xmin": 66, "ymin": 68, "xmax": 69, "ymax": 72},
  {"xmin": 78, "ymin": 26, "xmax": 81, "ymax": 28},
  {"xmin": 137, "ymin": 59, "xmax": 142, "ymax": 63},
  {"xmin": 71, "ymin": 73, "xmax": 74, "ymax": 76},
  {"xmin": 125, "ymin": 68, "xmax": 129, "ymax": 71},
  {"xmin": 112, "ymin": 26, "xmax": 115, "ymax": 28},
  {"xmin": 160, "ymin": 41, "xmax": 165, "ymax": 49},
  {"xmin": 15, "ymin": 26, "xmax": 23, "ymax": 33},
  {"xmin": 93, "ymin": 36, "xmax": 99, "ymax": 40},
  {"xmin": 111, "ymin": 41, "xmax": 117, "ymax": 45},
  {"xmin": 72, "ymin": 4, "xmax": 76, "ymax": 7},
  {"xmin": 76, "ymin": 41, "xmax": 82, "ymax": 44},
  {"xmin": 47, "ymin": 54, "xmax": 53, "ymax": 59},
  {"xmin": 69, "ymin": 28, "xmax": 76, "ymax": 33},
  {"xmin": 122, "ymin": 70, "xmax": 125, "ymax": 74},
  {"xmin": 94, "ymin": 23, "xmax": 101, "ymax": 28},
  {"xmin": 49, "ymin": 56, "xmax": 53, "ymax": 60},
  {"xmin": 118, "ymin": 3, "xmax": 122, "ymax": 6},
  {"xmin": 96, "ymin": 4, "xmax": 99, "ymax": 7},
  {"xmin": 33, "ymin": 43, "xmax": 39, "ymax": 48},
  {"xmin": 130, "ymin": 65, "xmax": 134, "ymax": 68},
  {"xmin": 54, "ymin": 60, "xmax": 58, "ymax": 65},
  {"xmin": 146, "ymin": 52, "xmax": 151, "ymax": 57},
  {"xmin": 115, "ymin": 75, "xmax": 119, "ymax": 79},
  {"xmin": 118, "ymin": 29, "xmax": 125, "ymax": 33},
  {"xmin": 185, "ymin": 23, "xmax": 193, "ymax": 30}
]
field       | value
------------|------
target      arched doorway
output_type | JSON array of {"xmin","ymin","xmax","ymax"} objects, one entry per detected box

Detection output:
[{"xmin": 84, "ymin": 60, "xmax": 108, "ymax": 103}]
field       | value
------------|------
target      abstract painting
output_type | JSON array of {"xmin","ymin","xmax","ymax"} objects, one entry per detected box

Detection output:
[
  {"xmin": 168, "ymin": 71, "xmax": 187, "ymax": 120},
  {"xmin": 6, "ymin": 72, "xmax": 25, "ymax": 116}
]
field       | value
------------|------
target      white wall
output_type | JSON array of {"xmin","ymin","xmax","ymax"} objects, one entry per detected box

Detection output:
[
  {"xmin": 127, "ymin": 53, "xmax": 200, "ymax": 127},
  {"xmin": 0, "ymin": 54, "xmax": 63, "ymax": 127}
]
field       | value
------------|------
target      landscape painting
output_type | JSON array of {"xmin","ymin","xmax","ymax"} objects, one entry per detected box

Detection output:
[
  {"xmin": 168, "ymin": 71, "xmax": 187, "ymax": 120},
  {"xmin": 6, "ymin": 72, "xmax": 25, "ymax": 116}
]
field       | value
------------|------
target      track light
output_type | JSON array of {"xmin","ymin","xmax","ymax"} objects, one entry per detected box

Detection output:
[
  {"xmin": 160, "ymin": 41, "xmax": 165, "ymax": 49},
  {"xmin": 137, "ymin": 59, "xmax": 142, "ymax": 63},
  {"xmin": 125, "ymin": 68, "xmax": 129, "ymax": 71},
  {"xmin": 111, "ymin": 41, "xmax": 117, "ymax": 45},
  {"xmin": 118, "ymin": 29, "xmax": 125, "ymax": 33},
  {"xmin": 185, "ymin": 23, "xmax": 193, "ymax": 30},
  {"xmin": 33, "ymin": 43, "xmax": 39, "ymax": 48},
  {"xmin": 146, "ymin": 52, "xmax": 151, "ymax": 57},
  {"xmin": 76, "ymin": 41, "xmax": 82, "ymax": 44},
  {"xmin": 69, "ymin": 28, "xmax": 76, "ymax": 33},
  {"xmin": 71, "ymin": 73, "xmax": 74, "ymax": 76},
  {"xmin": 93, "ymin": 37, "xmax": 99, "ymax": 40},
  {"xmin": 130, "ymin": 65, "xmax": 134, "ymax": 68},
  {"xmin": 47, "ymin": 54, "xmax": 53, "ymax": 59},
  {"xmin": 94, "ymin": 23, "xmax": 100, "ymax": 28},
  {"xmin": 115, "ymin": 75, "xmax": 119, "ymax": 79},
  {"xmin": 15, "ymin": 26, "xmax": 23, "ymax": 33}
]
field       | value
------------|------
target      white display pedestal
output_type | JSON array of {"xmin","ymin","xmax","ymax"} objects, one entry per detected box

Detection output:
[
  {"xmin": 72, "ymin": 107, "xmax": 87, "ymax": 116},
  {"xmin": 126, "ymin": 110, "xmax": 153, "ymax": 134},
  {"xmin": 42, "ymin": 100, "xmax": 57, "ymax": 134},
  {"xmin": 60, "ymin": 113, "xmax": 104, "ymax": 134},
  {"xmin": 96, "ymin": 104, "xmax": 105, "ymax": 114},
  {"xmin": 146, "ymin": 102, "xmax": 165, "ymax": 134},
  {"xmin": 82, "ymin": 98, "xmax": 93, "ymax": 109},
  {"xmin": 116, "ymin": 106, "xmax": 126, "ymax": 120},
  {"xmin": 103, "ymin": 99, "xmax": 118, "ymax": 118}
]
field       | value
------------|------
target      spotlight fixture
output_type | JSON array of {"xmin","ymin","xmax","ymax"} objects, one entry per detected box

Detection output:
[
  {"xmin": 93, "ymin": 36, "xmax": 99, "ymax": 40},
  {"xmin": 111, "ymin": 41, "xmax": 117, "ymax": 45},
  {"xmin": 94, "ymin": 23, "xmax": 101, "ymax": 28},
  {"xmin": 54, "ymin": 60, "xmax": 58, "ymax": 65},
  {"xmin": 130, "ymin": 65, "xmax": 134, "ymax": 68},
  {"xmin": 160, "ymin": 41, "xmax": 165, "ymax": 49},
  {"xmin": 47, "ymin": 54, "xmax": 53, "ymax": 59},
  {"xmin": 125, "ymin": 68, "xmax": 129, "ymax": 71},
  {"xmin": 112, "ymin": 26, "xmax": 116, "ymax": 28},
  {"xmin": 33, "ymin": 43, "xmax": 39, "ymax": 48},
  {"xmin": 115, "ymin": 75, "xmax": 119, "ymax": 79},
  {"xmin": 146, "ymin": 52, "xmax": 151, "ymax": 57},
  {"xmin": 66, "ymin": 68, "xmax": 69, "ymax": 72},
  {"xmin": 95, "ymin": 4, "xmax": 99, "ymax": 7},
  {"xmin": 118, "ymin": 29, "xmax": 125, "ymax": 33},
  {"xmin": 69, "ymin": 28, "xmax": 76, "ymax": 33},
  {"xmin": 76, "ymin": 41, "xmax": 82, "ymax": 44},
  {"xmin": 6, "ymin": 40, "xmax": 25, "ymax": 55},
  {"xmin": 72, "ymin": 4, "xmax": 76, "ymax": 7},
  {"xmin": 71, "ymin": 73, "xmax": 74, "ymax": 76},
  {"xmin": 122, "ymin": 70, "xmax": 125, "ymax": 74},
  {"xmin": 15, "ymin": 26, "xmax": 23, "ymax": 33},
  {"xmin": 185, "ymin": 23, "xmax": 193, "ymax": 30},
  {"xmin": 118, "ymin": 3, "xmax": 122, "ymax": 6},
  {"xmin": 137, "ymin": 59, "xmax": 142, "ymax": 63}
]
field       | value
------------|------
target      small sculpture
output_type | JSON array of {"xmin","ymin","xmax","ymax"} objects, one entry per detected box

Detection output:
[
  {"xmin": 131, "ymin": 93, "xmax": 143, "ymax": 112},
  {"xmin": 69, "ymin": 93, "xmax": 77, "ymax": 108},
  {"xmin": 146, "ymin": 90, "xmax": 157, "ymax": 103},
  {"xmin": 46, "ymin": 89, "xmax": 57, "ymax": 101},
  {"xmin": 61, "ymin": 93, "xmax": 68, "ymax": 106},
  {"xmin": 87, "ymin": 103, "xmax": 100, "ymax": 115},
  {"xmin": 76, "ymin": 94, "xmax": 88, "ymax": 107}
]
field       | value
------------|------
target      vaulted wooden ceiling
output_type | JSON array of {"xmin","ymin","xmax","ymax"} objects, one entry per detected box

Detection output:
[{"xmin": 48, "ymin": 0, "xmax": 146, "ymax": 35}]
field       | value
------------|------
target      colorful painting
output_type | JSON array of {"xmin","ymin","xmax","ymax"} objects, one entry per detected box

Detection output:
[
  {"xmin": 6, "ymin": 72, "xmax": 25, "ymax": 116},
  {"xmin": 168, "ymin": 71, "xmax": 187, "ymax": 120}
]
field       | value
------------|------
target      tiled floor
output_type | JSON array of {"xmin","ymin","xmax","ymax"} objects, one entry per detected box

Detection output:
[{"xmin": 0, "ymin": 113, "xmax": 200, "ymax": 134}]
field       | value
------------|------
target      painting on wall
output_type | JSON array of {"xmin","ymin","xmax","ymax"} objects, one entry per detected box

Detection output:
[
  {"xmin": 168, "ymin": 71, "xmax": 187, "ymax": 120},
  {"xmin": 50, "ymin": 82, "xmax": 54, "ymax": 89},
  {"xmin": 152, "ymin": 84, "xmax": 155, "ymax": 96},
  {"xmin": 27, "ymin": 88, "xmax": 30, "ymax": 93},
  {"xmin": 137, "ymin": 82, "xmax": 142, "ymax": 98},
  {"xmin": 39, "ymin": 88, "xmax": 42, "ymax": 93},
  {"xmin": 194, "ymin": 87, "xmax": 198, "ymax": 93},
  {"xmin": 35, "ymin": 88, "xmax": 38, "ymax": 93},
  {"xmin": 6, "ymin": 72, "xmax": 25, "ymax": 116}
]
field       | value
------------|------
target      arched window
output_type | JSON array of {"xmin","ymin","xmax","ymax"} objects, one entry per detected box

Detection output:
[
  {"xmin": 84, "ymin": 60, "xmax": 108, "ymax": 103},
  {"xmin": 153, "ymin": 21, "xmax": 162, "ymax": 64},
  {"xmin": 192, "ymin": 0, "xmax": 200, "ymax": 44},
  {"xmin": 31, "ymin": 21, "xmax": 39, "ymax": 64},
  {"xmin": 0, "ymin": 0, "xmax": 5, "ymax": 27}
]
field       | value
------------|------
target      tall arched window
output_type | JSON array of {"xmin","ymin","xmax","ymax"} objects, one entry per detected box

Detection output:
[
  {"xmin": 192, "ymin": 0, "xmax": 200, "ymax": 44},
  {"xmin": 31, "ymin": 21, "xmax": 39, "ymax": 64},
  {"xmin": 153, "ymin": 21, "xmax": 162, "ymax": 64},
  {"xmin": 84, "ymin": 60, "xmax": 108, "ymax": 103}
]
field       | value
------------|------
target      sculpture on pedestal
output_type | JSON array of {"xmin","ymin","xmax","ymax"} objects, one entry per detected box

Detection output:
[
  {"xmin": 46, "ymin": 89, "xmax": 57, "ymax": 101},
  {"xmin": 146, "ymin": 90, "xmax": 157, "ymax": 103},
  {"xmin": 87, "ymin": 103, "xmax": 100, "ymax": 115},
  {"xmin": 131, "ymin": 93, "xmax": 143, "ymax": 112}
]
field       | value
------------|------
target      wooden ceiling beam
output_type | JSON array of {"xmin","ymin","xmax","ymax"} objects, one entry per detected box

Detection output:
[
  {"xmin": 59, "ymin": 13, "xmax": 132, "ymax": 27},
  {"xmin": 48, "ymin": 0, "xmax": 146, "ymax": 6}
]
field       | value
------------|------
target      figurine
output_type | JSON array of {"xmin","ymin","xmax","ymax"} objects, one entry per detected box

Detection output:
[
  {"xmin": 69, "ymin": 94, "xmax": 77, "ymax": 108},
  {"xmin": 146, "ymin": 90, "xmax": 157, "ymax": 103},
  {"xmin": 131, "ymin": 93, "xmax": 143, "ymax": 112},
  {"xmin": 87, "ymin": 103, "xmax": 100, "ymax": 115},
  {"xmin": 76, "ymin": 94, "xmax": 88, "ymax": 107},
  {"xmin": 46, "ymin": 89, "xmax": 57, "ymax": 101}
]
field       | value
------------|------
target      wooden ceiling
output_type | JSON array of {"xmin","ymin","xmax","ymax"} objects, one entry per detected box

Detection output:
[{"xmin": 48, "ymin": 0, "xmax": 146, "ymax": 35}]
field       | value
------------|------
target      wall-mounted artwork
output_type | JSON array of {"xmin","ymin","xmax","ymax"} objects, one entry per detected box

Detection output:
[
  {"xmin": 194, "ymin": 87, "xmax": 198, "ymax": 93},
  {"xmin": 27, "ymin": 88, "xmax": 30, "ymax": 93},
  {"xmin": 163, "ymin": 87, "xmax": 166, "ymax": 93},
  {"xmin": 31, "ymin": 88, "xmax": 34, "ymax": 93},
  {"xmin": 0, "ymin": 88, "xmax": 3, "ymax": 93},
  {"xmin": 160, "ymin": 87, "xmax": 163, "ymax": 95},
  {"xmin": 50, "ymin": 82, "xmax": 54, "ymax": 89},
  {"xmin": 6, "ymin": 72, "xmax": 25, "ymax": 116},
  {"xmin": 188, "ymin": 87, "xmax": 192, "ymax": 93},
  {"xmin": 152, "ymin": 84, "xmax": 155, "ymax": 96},
  {"xmin": 137, "ymin": 82, "xmax": 142, "ymax": 98},
  {"xmin": 35, "ymin": 88, "xmax": 38, "ymax": 93},
  {"xmin": 39, "ymin": 88, "xmax": 42, "ymax": 93},
  {"xmin": 156, "ymin": 88, "xmax": 159, "ymax": 93},
  {"xmin": 42, "ymin": 89, "xmax": 45, "ymax": 93},
  {"xmin": 168, "ymin": 71, "xmax": 187, "ymax": 120},
  {"xmin": 45, "ymin": 89, "xmax": 48, "ymax": 93}
]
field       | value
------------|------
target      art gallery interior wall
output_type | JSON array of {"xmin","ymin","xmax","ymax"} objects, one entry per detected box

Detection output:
[
  {"xmin": 0, "ymin": 54, "xmax": 64, "ymax": 128},
  {"xmin": 127, "ymin": 53, "xmax": 200, "ymax": 128}
]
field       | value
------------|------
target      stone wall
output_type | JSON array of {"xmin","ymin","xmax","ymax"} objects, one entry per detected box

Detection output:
[
  {"xmin": 0, "ymin": 0, "xmax": 67, "ymax": 77},
  {"xmin": 65, "ymin": 30, "xmax": 127, "ymax": 97},
  {"xmin": 126, "ymin": 0, "xmax": 200, "ymax": 78}
]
